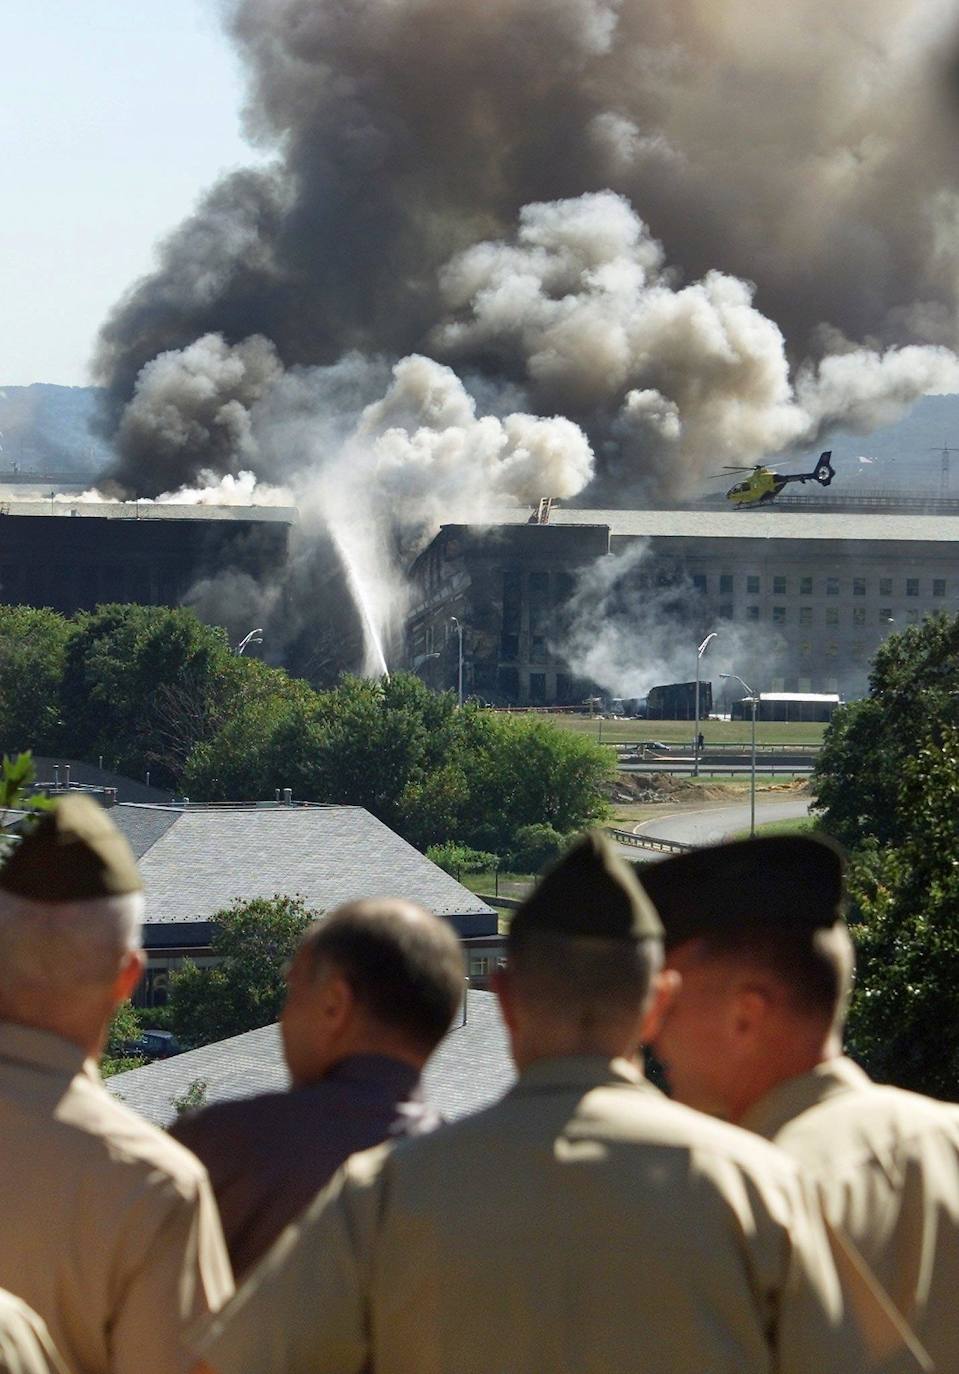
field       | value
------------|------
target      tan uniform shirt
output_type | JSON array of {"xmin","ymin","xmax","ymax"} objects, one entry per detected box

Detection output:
[
  {"xmin": 0, "ymin": 1292, "xmax": 68, "ymax": 1374},
  {"xmin": 196, "ymin": 1056, "xmax": 926, "ymax": 1374},
  {"xmin": 0, "ymin": 1023, "xmax": 234, "ymax": 1374},
  {"xmin": 743, "ymin": 1054, "xmax": 959, "ymax": 1372}
]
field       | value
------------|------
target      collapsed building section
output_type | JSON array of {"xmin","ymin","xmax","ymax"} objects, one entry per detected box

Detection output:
[{"xmin": 405, "ymin": 508, "xmax": 959, "ymax": 706}]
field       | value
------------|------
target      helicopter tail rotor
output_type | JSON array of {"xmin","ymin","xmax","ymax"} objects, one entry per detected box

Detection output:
[{"xmin": 812, "ymin": 451, "xmax": 835, "ymax": 486}]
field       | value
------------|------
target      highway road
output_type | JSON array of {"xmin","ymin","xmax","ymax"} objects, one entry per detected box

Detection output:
[{"xmin": 636, "ymin": 796, "xmax": 812, "ymax": 846}]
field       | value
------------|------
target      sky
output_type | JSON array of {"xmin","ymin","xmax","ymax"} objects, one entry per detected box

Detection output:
[{"xmin": 0, "ymin": 0, "xmax": 264, "ymax": 386}]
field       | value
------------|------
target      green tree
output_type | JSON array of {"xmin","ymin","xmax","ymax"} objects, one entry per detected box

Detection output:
[
  {"xmin": 54, "ymin": 604, "xmax": 307, "ymax": 789},
  {"xmin": 815, "ymin": 613, "xmax": 959, "ymax": 849},
  {"xmin": 185, "ymin": 674, "xmax": 611, "ymax": 853},
  {"xmin": 844, "ymin": 728, "xmax": 959, "ymax": 1097},
  {"xmin": 461, "ymin": 711, "xmax": 611, "ymax": 852},
  {"xmin": 814, "ymin": 614, "xmax": 959, "ymax": 1097},
  {"xmin": 168, "ymin": 895, "xmax": 316, "ymax": 1048},
  {"xmin": 0, "ymin": 607, "xmax": 74, "ymax": 755},
  {"xmin": 101, "ymin": 1001, "xmax": 146, "ymax": 1079}
]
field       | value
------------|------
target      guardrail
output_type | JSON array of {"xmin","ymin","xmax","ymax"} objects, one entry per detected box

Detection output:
[
  {"xmin": 618, "ymin": 763, "xmax": 814, "ymax": 776},
  {"xmin": 609, "ymin": 741, "xmax": 822, "ymax": 753},
  {"xmin": 605, "ymin": 827, "xmax": 694, "ymax": 853}
]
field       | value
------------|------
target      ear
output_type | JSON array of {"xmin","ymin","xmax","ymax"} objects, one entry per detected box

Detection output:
[
  {"xmin": 316, "ymin": 968, "xmax": 356, "ymax": 1035},
  {"xmin": 639, "ymin": 968, "xmax": 681, "ymax": 1045},
  {"xmin": 728, "ymin": 983, "xmax": 771, "ymax": 1044},
  {"xmin": 113, "ymin": 949, "xmax": 146, "ymax": 1006}
]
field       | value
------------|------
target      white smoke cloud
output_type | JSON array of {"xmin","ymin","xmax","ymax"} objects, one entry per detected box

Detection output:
[
  {"xmin": 434, "ymin": 192, "xmax": 959, "ymax": 493},
  {"xmin": 559, "ymin": 540, "xmax": 782, "ymax": 702},
  {"xmin": 101, "ymin": 191, "xmax": 959, "ymax": 675},
  {"xmin": 99, "ymin": 342, "xmax": 595, "ymax": 673},
  {"xmin": 116, "ymin": 334, "xmax": 283, "ymax": 489},
  {"xmin": 50, "ymin": 470, "xmax": 292, "ymax": 507}
]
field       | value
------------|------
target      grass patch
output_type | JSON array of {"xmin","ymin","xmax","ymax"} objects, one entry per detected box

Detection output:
[
  {"xmin": 731, "ymin": 816, "xmax": 818, "ymax": 840},
  {"xmin": 460, "ymin": 870, "xmax": 535, "ymax": 900},
  {"xmin": 545, "ymin": 715, "xmax": 827, "ymax": 747}
]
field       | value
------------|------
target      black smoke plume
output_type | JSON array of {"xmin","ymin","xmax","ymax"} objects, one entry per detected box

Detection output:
[{"xmin": 96, "ymin": 0, "xmax": 959, "ymax": 496}]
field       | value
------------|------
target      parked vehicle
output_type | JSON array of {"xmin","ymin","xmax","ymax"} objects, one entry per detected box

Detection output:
[{"xmin": 123, "ymin": 1029, "xmax": 181, "ymax": 1060}]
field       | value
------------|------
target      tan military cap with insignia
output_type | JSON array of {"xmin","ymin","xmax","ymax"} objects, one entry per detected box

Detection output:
[
  {"xmin": 0, "ymin": 794, "xmax": 142, "ymax": 902},
  {"xmin": 509, "ymin": 829, "xmax": 663, "ymax": 944},
  {"xmin": 640, "ymin": 834, "xmax": 845, "ymax": 950}
]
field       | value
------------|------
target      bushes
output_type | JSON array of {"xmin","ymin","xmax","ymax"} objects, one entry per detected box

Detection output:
[
  {"xmin": 426, "ymin": 843, "xmax": 500, "ymax": 879},
  {"xmin": 504, "ymin": 824, "xmax": 567, "ymax": 873}
]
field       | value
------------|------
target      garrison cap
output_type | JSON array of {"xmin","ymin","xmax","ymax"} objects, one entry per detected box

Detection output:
[
  {"xmin": 509, "ymin": 830, "xmax": 663, "ymax": 944},
  {"xmin": 0, "ymin": 794, "xmax": 142, "ymax": 902},
  {"xmin": 639, "ymin": 834, "xmax": 845, "ymax": 950}
]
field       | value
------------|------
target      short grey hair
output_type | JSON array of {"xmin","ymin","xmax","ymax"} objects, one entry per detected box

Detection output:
[
  {"xmin": 506, "ymin": 930, "xmax": 663, "ymax": 1037},
  {"xmin": 0, "ymin": 888, "xmax": 143, "ymax": 999}
]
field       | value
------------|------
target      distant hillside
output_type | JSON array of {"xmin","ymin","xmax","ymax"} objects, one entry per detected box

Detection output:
[
  {"xmin": 825, "ymin": 393, "xmax": 959, "ymax": 494},
  {"xmin": 4, "ymin": 381, "xmax": 959, "ymax": 496},
  {"xmin": 0, "ymin": 384, "xmax": 113, "ymax": 478}
]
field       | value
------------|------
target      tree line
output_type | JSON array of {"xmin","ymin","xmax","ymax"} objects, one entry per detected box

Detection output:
[
  {"xmin": 814, "ymin": 612, "xmax": 959, "ymax": 1098},
  {"xmin": 0, "ymin": 604, "xmax": 611, "ymax": 858}
]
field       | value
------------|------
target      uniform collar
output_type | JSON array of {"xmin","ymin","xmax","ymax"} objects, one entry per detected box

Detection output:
[
  {"xmin": 511, "ymin": 1054, "xmax": 655, "ymax": 1096},
  {"xmin": 0, "ymin": 1020, "xmax": 97, "ymax": 1081},
  {"xmin": 741, "ymin": 1055, "xmax": 872, "ymax": 1140}
]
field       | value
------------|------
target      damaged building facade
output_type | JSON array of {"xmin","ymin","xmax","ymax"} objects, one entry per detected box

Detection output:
[
  {"xmin": 0, "ymin": 500, "xmax": 294, "ymax": 617},
  {"xmin": 405, "ymin": 507, "xmax": 959, "ymax": 705}
]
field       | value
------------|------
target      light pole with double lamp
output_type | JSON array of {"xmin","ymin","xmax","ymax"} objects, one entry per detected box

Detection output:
[
  {"xmin": 235, "ymin": 627, "xmax": 264, "ymax": 656},
  {"xmin": 720, "ymin": 672, "xmax": 758, "ymax": 837},
  {"xmin": 449, "ymin": 616, "xmax": 464, "ymax": 707},
  {"xmin": 693, "ymin": 632, "xmax": 718, "ymax": 776}
]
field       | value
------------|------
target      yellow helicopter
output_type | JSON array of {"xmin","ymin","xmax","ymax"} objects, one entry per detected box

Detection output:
[{"xmin": 717, "ymin": 451, "xmax": 835, "ymax": 507}]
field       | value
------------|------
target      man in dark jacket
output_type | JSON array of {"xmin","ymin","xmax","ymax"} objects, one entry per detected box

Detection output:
[{"xmin": 172, "ymin": 897, "xmax": 465, "ymax": 1277}]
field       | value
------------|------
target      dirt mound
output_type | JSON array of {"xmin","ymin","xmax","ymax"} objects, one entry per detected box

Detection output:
[
  {"xmin": 606, "ymin": 772, "xmax": 734, "ymax": 804},
  {"xmin": 605, "ymin": 771, "xmax": 814, "ymax": 806}
]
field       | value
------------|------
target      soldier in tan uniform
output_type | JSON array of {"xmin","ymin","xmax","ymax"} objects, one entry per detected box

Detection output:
[
  {"xmin": 0, "ymin": 796, "xmax": 233, "ymax": 1374},
  {"xmin": 192, "ymin": 832, "xmax": 926, "ymax": 1374},
  {"xmin": 0, "ymin": 1292, "xmax": 67, "ymax": 1374},
  {"xmin": 644, "ymin": 834, "xmax": 959, "ymax": 1371}
]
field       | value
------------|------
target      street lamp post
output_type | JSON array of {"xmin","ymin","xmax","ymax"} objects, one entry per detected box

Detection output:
[
  {"xmin": 694, "ymin": 632, "xmax": 718, "ymax": 777},
  {"xmin": 235, "ymin": 627, "xmax": 264, "ymax": 656},
  {"xmin": 720, "ymin": 672, "xmax": 758, "ymax": 837},
  {"xmin": 449, "ymin": 616, "xmax": 464, "ymax": 707}
]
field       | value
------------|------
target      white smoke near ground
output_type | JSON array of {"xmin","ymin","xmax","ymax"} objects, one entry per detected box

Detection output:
[{"xmin": 560, "ymin": 541, "xmax": 783, "ymax": 703}]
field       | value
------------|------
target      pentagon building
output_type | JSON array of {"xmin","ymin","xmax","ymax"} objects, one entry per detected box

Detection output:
[
  {"xmin": 406, "ymin": 507, "xmax": 959, "ymax": 705},
  {"xmin": 0, "ymin": 500, "xmax": 293, "ymax": 614}
]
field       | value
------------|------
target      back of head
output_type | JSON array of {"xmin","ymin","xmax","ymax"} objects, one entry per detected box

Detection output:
[
  {"xmin": 641, "ymin": 835, "xmax": 854, "ymax": 1025},
  {"xmin": 304, "ymin": 898, "xmax": 465, "ymax": 1055},
  {"xmin": 0, "ymin": 797, "xmax": 143, "ymax": 1017},
  {"xmin": 505, "ymin": 832, "xmax": 664, "ymax": 1048}
]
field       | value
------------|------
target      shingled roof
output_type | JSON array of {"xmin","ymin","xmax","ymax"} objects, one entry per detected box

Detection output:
[
  {"xmin": 111, "ymin": 803, "xmax": 497, "ymax": 941},
  {"xmin": 107, "ymin": 988, "xmax": 514, "ymax": 1128}
]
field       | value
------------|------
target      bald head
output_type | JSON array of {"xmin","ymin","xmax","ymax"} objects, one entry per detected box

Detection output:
[{"xmin": 282, "ymin": 899, "xmax": 465, "ymax": 1085}]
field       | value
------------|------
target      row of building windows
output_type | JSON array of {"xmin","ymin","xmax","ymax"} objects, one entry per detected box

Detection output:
[
  {"xmin": 718, "ymin": 605, "xmax": 925, "ymax": 626},
  {"xmin": 692, "ymin": 574, "xmax": 948, "ymax": 598}
]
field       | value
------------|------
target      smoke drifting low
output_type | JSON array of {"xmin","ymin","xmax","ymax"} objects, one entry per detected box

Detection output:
[{"xmin": 560, "ymin": 541, "xmax": 772, "ymax": 702}]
